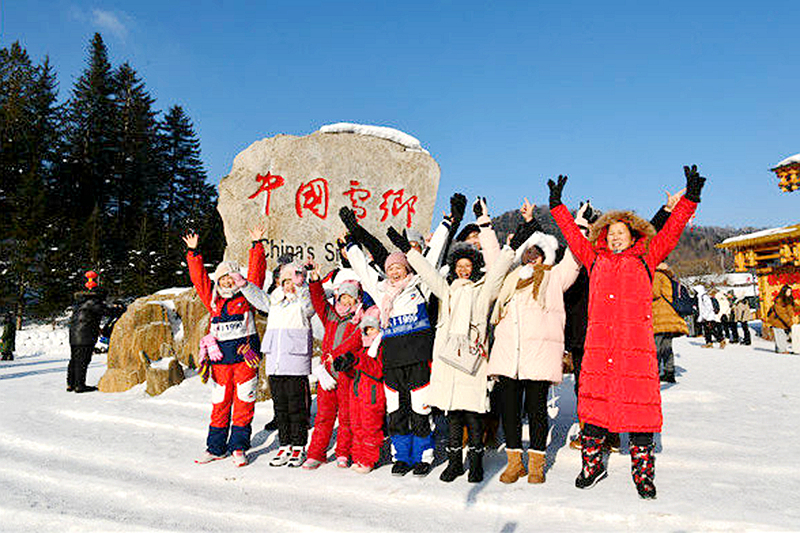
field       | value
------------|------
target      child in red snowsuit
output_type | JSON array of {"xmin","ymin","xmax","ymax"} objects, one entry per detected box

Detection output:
[
  {"xmin": 183, "ymin": 231, "xmax": 266, "ymax": 467},
  {"xmin": 303, "ymin": 273, "xmax": 364, "ymax": 469},
  {"xmin": 345, "ymin": 306, "xmax": 386, "ymax": 473}
]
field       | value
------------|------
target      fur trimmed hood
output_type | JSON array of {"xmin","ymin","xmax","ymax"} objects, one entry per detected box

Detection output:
[
  {"xmin": 588, "ymin": 210, "xmax": 655, "ymax": 251},
  {"xmin": 515, "ymin": 231, "xmax": 559, "ymax": 266}
]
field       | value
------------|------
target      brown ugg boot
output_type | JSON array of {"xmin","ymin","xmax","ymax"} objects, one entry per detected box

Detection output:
[
  {"xmin": 499, "ymin": 449, "xmax": 526, "ymax": 484},
  {"xmin": 527, "ymin": 451, "xmax": 545, "ymax": 484}
]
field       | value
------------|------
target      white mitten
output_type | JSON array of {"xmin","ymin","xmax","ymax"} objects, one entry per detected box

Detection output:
[{"xmin": 312, "ymin": 364, "xmax": 337, "ymax": 391}]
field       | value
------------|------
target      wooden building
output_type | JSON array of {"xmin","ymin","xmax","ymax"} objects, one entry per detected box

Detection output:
[
  {"xmin": 716, "ymin": 154, "xmax": 799, "ymax": 330},
  {"xmin": 717, "ymin": 226, "xmax": 800, "ymax": 324}
]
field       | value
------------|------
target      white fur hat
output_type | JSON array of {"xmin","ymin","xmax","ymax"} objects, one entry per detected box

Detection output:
[{"xmin": 515, "ymin": 232, "xmax": 558, "ymax": 266}]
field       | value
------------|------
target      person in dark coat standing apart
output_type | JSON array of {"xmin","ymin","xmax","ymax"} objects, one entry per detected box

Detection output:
[
  {"xmin": 549, "ymin": 165, "xmax": 705, "ymax": 500},
  {"xmin": 68, "ymin": 271, "xmax": 117, "ymax": 392}
]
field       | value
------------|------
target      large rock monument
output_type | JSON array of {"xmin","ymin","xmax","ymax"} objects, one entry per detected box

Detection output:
[
  {"xmin": 218, "ymin": 123, "xmax": 441, "ymax": 270},
  {"xmin": 97, "ymin": 124, "xmax": 440, "ymax": 394}
]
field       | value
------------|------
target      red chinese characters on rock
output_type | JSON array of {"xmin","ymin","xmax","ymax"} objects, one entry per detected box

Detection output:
[
  {"xmin": 249, "ymin": 173, "xmax": 420, "ymax": 228},
  {"xmin": 248, "ymin": 172, "xmax": 285, "ymax": 216},
  {"xmin": 342, "ymin": 180, "xmax": 372, "ymax": 219},
  {"xmin": 379, "ymin": 188, "xmax": 418, "ymax": 229},
  {"xmin": 295, "ymin": 178, "xmax": 329, "ymax": 219}
]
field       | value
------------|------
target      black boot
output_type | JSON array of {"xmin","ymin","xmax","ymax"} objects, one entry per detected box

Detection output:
[
  {"xmin": 391, "ymin": 461, "xmax": 412, "ymax": 476},
  {"xmin": 439, "ymin": 447, "xmax": 464, "ymax": 482},
  {"xmin": 630, "ymin": 444, "xmax": 657, "ymax": 500},
  {"xmin": 467, "ymin": 446, "xmax": 484, "ymax": 483},
  {"xmin": 575, "ymin": 435, "xmax": 607, "ymax": 489}
]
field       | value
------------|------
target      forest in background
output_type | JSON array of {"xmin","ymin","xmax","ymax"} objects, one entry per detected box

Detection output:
[{"xmin": 0, "ymin": 33, "xmax": 224, "ymax": 322}]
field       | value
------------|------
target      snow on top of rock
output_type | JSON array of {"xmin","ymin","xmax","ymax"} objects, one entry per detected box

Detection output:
[
  {"xmin": 318, "ymin": 123, "xmax": 429, "ymax": 154},
  {"xmin": 721, "ymin": 226, "xmax": 796, "ymax": 245},
  {"xmin": 155, "ymin": 287, "xmax": 191, "ymax": 296},
  {"xmin": 774, "ymin": 153, "xmax": 800, "ymax": 168}
]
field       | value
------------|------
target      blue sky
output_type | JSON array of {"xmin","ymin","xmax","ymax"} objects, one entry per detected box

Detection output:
[{"xmin": 3, "ymin": 0, "xmax": 799, "ymax": 228}]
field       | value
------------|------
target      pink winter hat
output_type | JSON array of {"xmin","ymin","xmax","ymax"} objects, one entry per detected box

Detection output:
[
  {"xmin": 359, "ymin": 306, "xmax": 381, "ymax": 332},
  {"xmin": 384, "ymin": 251, "xmax": 410, "ymax": 272}
]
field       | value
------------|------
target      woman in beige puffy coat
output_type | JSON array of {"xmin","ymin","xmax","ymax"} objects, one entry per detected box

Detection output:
[
  {"xmin": 487, "ymin": 204, "xmax": 582, "ymax": 485},
  {"xmin": 407, "ymin": 238, "xmax": 514, "ymax": 483}
]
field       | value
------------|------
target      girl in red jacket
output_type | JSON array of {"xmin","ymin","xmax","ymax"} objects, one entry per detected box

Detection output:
[
  {"xmin": 302, "ymin": 267, "xmax": 364, "ymax": 469},
  {"xmin": 548, "ymin": 165, "xmax": 705, "ymax": 500},
  {"xmin": 183, "ymin": 229, "xmax": 266, "ymax": 467},
  {"xmin": 341, "ymin": 306, "xmax": 386, "ymax": 473}
]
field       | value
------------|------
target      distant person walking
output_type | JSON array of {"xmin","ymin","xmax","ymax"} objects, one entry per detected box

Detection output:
[
  {"xmin": 731, "ymin": 297, "xmax": 752, "ymax": 345},
  {"xmin": 697, "ymin": 287, "xmax": 725, "ymax": 349},
  {"xmin": 767, "ymin": 285, "xmax": 798, "ymax": 354}
]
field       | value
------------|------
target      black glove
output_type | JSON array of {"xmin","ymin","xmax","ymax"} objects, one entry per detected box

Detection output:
[
  {"xmin": 450, "ymin": 193, "xmax": 466, "ymax": 225},
  {"xmin": 472, "ymin": 196, "xmax": 487, "ymax": 219},
  {"xmin": 548, "ymin": 175, "xmax": 568, "ymax": 209},
  {"xmin": 509, "ymin": 220, "xmax": 537, "ymax": 250},
  {"xmin": 387, "ymin": 227, "xmax": 412, "ymax": 253},
  {"xmin": 339, "ymin": 206, "xmax": 359, "ymax": 232},
  {"xmin": 683, "ymin": 164, "xmax": 706, "ymax": 203},
  {"xmin": 333, "ymin": 352, "xmax": 356, "ymax": 372}
]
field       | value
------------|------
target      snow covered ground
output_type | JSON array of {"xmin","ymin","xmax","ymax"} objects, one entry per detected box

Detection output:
[{"xmin": 2, "ymin": 324, "xmax": 800, "ymax": 532}]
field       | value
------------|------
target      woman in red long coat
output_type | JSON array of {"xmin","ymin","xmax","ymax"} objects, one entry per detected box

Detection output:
[{"xmin": 548, "ymin": 165, "xmax": 706, "ymax": 500}]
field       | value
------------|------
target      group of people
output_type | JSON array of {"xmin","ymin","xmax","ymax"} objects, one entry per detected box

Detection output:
[
  {"xmin": 696, "ymin": 287, "xmax": 754, "ymax": 350},
  {"xmin": 184, "ymin": 165, "xmax": 706, "ymax": 500}
]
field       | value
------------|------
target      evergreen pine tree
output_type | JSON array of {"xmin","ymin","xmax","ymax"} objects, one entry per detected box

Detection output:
[
  {"xmin": 60, "ymin": 33, "xmax": 118, "ymax": 267},
  {"xmin": 0, "ymin": 42, "xmax": 63, "ymax": 320}
]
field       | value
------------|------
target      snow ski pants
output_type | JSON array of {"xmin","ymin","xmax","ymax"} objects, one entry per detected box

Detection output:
[
  {"xmin": 384, "ymin": 361, "xmax": 433, "ymax": 464},
  {"xmin": 207, "ymin": 361, "xmax": 258, "ymax": 455},
  {"xmin": 350, "ymin": 374, "xmax": 386, "ymax": 467},
  {"xmin": 307, "ymin": 372, "xmax": 353, "ymax": 462},
  {"xmin": 269, "ymin": 375, "xmax": 310, "ymax": 447}
]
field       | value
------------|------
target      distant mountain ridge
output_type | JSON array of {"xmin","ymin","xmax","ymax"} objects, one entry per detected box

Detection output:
[{"xmin": 487, "ymin": 207, "xmax": 762, "ymax": 277}]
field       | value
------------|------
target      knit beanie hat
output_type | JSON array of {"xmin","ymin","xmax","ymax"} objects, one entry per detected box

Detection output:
[
  {"xmin": 384, "ymin": 251, "xmax": 410, "ymax": 273},
  {"xmin": 360, "ymin": 306, "xmax": 381, "ymax": 332},
  {"xmin": 335, "ymin": 280, "xmax": 361, "ymax": 301}
]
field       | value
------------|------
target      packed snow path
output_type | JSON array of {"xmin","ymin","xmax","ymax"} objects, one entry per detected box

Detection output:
[{"xmin": 1, "ymin": 325, "xmax": 799, "ymax": 532}]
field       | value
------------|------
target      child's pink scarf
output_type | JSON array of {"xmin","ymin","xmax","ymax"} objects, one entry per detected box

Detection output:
[{"xmin": 380, "ymin": 275, "xmax": 410, "ymax": 327}]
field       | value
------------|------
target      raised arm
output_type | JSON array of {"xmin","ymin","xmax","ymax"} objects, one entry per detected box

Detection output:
[
  {"xmin": 548, "ymin": 176, "xmax": 597, "ymax": 268},
  {"xmin": 475, "ymin": 196, "xmax": 502, "ymax": 267},
  {"xmin": 308, "ymin": 275, "xmax": 332, "ymax": 323},
  {"xmin": 247, "ymin": 225, "xmax": 267, "ymax": 287},
  {"xmin": 238, "ymin": 280, "xmax": 271, "ymax": 313},
  {"xmin": 340, "ymin": 207, "xmax": 389, "ymax": 270},
  {"xmin": 407, "ymin": 247, "xmax": 450, "ymax": 302},
  {"xmin": 645, "ymin": 166, "xmax": 704, "ymax": 269},
  {"xmin": 345, "ymin": 240, "xmax": 382, "ymax": 301},
  {"xmin": 426, "ymin": 193, "xmax": 466, "ymax": 269},
  {"xmin": 183, "ymin": 232, "xmax": 214, "ymax": 312}
]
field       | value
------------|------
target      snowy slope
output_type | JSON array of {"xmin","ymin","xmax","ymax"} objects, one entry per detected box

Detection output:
[{"xmin": 2, "ymin": 325, "xmax": 799, "ymax": 532}]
